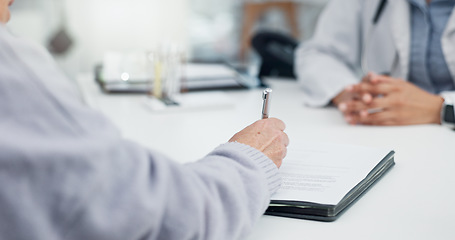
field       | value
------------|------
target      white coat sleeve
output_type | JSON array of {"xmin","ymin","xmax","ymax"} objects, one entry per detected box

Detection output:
[{"xmin": 295, "ymin": 0, "xmax": 364, "ymax": 107}]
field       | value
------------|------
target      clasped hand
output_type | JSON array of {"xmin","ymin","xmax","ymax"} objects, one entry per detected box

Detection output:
[{"xmin": 333, "ymin": 73, "xmax": 444, "ymax": 126}]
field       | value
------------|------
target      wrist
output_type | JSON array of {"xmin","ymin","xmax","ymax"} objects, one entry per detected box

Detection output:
[
  {"xmin": 221, "ymin": 142, "xmax": 282, "ymax": 195},
  {"xmin": 331, "ymin": 89, "xmax": 350, "ymax": 106}
]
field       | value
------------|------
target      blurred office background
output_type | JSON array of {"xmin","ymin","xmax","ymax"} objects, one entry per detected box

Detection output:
[{"xmin": 8, "ymin": 0, "xmax": 328, "ymax": 80}]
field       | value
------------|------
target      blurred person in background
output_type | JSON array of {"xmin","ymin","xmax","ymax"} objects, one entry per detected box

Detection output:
[{"xmin": 296, "ymin": 0, "xmax": 455, "ymax": 127}]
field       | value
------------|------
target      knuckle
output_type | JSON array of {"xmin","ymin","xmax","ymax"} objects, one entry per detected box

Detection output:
[
  {"xmin": 283, "ymin": 133, "xmax": 290, "ymax": 146},
  {"xmin": 282, "ymin": 147, "xmax": 288, "ymax": 159},
  {"xmin": 271, "ymin": 118, "xmax": 285, "ymax": 130},
  {"xmin": 348, "ymin": 103, "xmax": 360, "ymax": 112},
  {"xmin": 279, "ymin": 131, "xmax": 287, "ymax": 140},
  {"xmin": 396, "ymin": 97, "xmax": 405, "ymax": 107},
  {"xmin": 257, "ymin": 119, "xmax": 267, "ymax": 127},
  {"xmin": 395, "ymin": 112, "xmax": 404, "ymax": 122}
]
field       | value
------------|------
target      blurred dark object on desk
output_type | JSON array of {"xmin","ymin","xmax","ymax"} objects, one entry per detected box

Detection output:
[
  {"xmin": 252, "ymin": 31, "xmax": 298, "ymax": 82},
  {"xmin": 94, "ymin": 63, "xmax": 260, "ymax": 94}
]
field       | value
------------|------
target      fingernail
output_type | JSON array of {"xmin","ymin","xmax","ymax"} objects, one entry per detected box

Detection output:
[
  {"xmin": 345, "ymin": 116, "xmax": 352, "ymax": 122},
  {"xmin": 338, "ymin": 103, "xmax": 347, "ymax": 111},
  {"xmin": 360, "ymin": 110, "xmax": 368, "ymax": 118},
  {"xmin": 362, "ymin": 94, "xmax": 372, "ymax": 103},
  {"xmin": 345, "ymin": 85, "xmax": 354, "ymax": 91}
]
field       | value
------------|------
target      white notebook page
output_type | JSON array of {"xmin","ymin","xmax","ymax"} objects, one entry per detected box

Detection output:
[{"xmin": 271, "ymin": 141, "xmax": 392, "ymax": 205}]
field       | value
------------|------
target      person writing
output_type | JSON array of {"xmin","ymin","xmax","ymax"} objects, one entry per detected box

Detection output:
[
  {"xmin": 295, "ymin": 0, "xmax": 455, "ymax": 127},
  {"xmin": 0, "ymin": 1, "xmax": 289, "ymax": 239}
]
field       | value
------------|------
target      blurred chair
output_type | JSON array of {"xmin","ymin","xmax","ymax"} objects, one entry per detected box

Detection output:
[
  {"xmin": 240, "ymin": 1, "xmax": 300, "ymax": 60},
  {"xmin": 251, "ymin": 31, "xmax": 298, "ymax": 83}
]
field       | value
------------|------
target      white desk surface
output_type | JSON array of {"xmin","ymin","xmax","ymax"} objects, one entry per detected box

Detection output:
[{"xmin": 77, "ymin": 74, "xmax": 455, "ymax": 240}]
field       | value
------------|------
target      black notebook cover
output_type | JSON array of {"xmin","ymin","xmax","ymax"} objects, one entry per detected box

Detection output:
[{"xmin": 265, "ymin": 151, "xmax": 395, "ymax": 222}]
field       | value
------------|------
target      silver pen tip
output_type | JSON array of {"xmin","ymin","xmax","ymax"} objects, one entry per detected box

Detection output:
[{"xmin": 263, "ymin": 88, "xmax": 272, "ymax": 99}]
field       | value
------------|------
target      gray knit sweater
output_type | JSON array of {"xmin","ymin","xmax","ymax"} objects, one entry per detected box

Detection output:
[{"xmin": 0, "ymin": 25, "xmax": 281, "ymax": 240}]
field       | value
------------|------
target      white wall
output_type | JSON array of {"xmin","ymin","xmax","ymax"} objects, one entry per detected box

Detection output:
[
  {"xmin": 188, "ymin": 0, "xmax": 327, "ymax": 62},
  {"xmin": 8, "ymin": 0, "xmax": 327, "ymax": 78},
  {"xmin": 9, "ymin": 0, "xmax": 189, "ymax": 78},
  {"xmin": 66, "ymin": 0, "xmax": 188, "ymax": 74}
]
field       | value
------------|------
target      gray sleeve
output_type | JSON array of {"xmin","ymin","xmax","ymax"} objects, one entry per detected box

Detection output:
[
  {"xmin": 60, "ymin": 142, "xmax": 280, "ymax": 240},
  {"xmin": 0, "ymin": 25, "xmax": 280, "ymax": 240},
  {"xmin": 1, "ymin": 136, "xmax": 280, "ymax": 240},
  {"xmin": 295, "ymin": 0, "xmax": 363, "ymax": 107}
]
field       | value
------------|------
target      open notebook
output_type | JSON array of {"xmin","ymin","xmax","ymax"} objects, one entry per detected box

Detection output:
[{"xmin": 266, "ymin": 141, "xmax": 395, "ymax": 222}]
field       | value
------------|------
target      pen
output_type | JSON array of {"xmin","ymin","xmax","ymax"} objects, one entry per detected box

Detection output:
[{"xmin": 262, "ymin": 88, "xmax": 272, "ymax": 119}]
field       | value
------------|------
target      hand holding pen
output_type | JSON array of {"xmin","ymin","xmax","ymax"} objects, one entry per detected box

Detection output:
[{"xmin": 229, "ymin": 88, "xmax": 289, "ymax": 168}]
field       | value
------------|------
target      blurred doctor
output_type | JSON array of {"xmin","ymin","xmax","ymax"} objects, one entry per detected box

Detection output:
[{"xmin": 296, "ymin": 0, "xmax": 455, "ymax": 126}]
